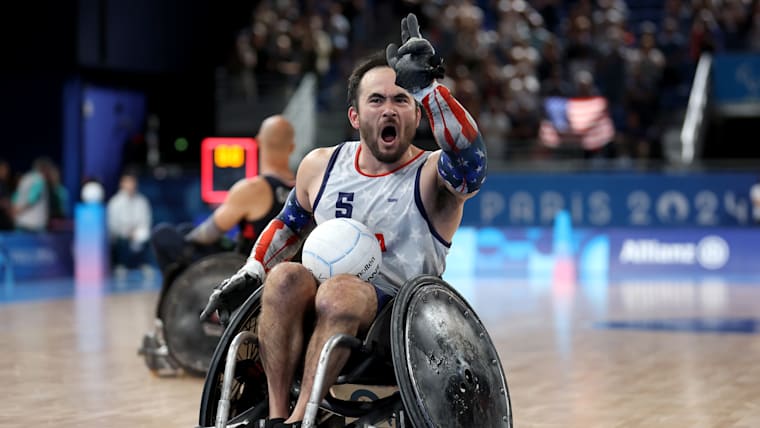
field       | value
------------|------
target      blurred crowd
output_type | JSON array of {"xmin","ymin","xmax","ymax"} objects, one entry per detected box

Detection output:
[
  {"xmin": 228, "ymin": 0, "xmax": 760, "ymax": 162},
  {"xmin": 0, "ymin": 157, "xmax": 69, "ymax": 233},
  {"xmin": 0, "ymin": 157, "xmax": 156, "ymax": 277},
  {"xmin": 228, "ymin": 0, "xmax": 378, "ymax": 108}
]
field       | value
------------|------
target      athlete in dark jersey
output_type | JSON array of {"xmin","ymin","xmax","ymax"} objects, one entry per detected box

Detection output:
[
  {"xmin": 139, "ymin": 115, "xmax": 296, "ymax": 376},
  {"xmin": 150, "ymin": 116, "xmax": 296, "ymax": 274},
  {"xmin": 234, "ymin": 175, "xmax": 293, "ymax": 256}
]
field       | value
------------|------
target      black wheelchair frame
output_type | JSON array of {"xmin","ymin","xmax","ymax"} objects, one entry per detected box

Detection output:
[{"xmin": 197, "ymin": 275, "xmax": 512, "ymax": 428}]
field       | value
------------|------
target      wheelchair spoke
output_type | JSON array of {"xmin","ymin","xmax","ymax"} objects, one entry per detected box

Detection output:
[{"xmin": 199, "ymin": 289, "xmax": 268, "ymax": 427}]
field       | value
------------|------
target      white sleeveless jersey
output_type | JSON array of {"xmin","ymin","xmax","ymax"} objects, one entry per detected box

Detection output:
[{"xmin": 312, "ymin": 141, "xmax": 451, "ymax": 296}]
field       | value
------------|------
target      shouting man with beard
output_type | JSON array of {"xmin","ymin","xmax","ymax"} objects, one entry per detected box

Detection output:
[{"xmin": 200, "ymin": 13, "xmax": 488, "ymax": 428}]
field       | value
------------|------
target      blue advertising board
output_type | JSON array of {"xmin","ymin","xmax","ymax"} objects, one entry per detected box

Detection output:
[
  {"xmin": 0, "ymin": 232, "xmax": 74, "ymax": 281},
  {"xmin": 606, "ymin": 228, "xmax": 755, "ymax": 277},
  {"xmin": 445, "ymin": 224, "xmax": 760, "ymax": 283},
  {"xmin": 464, "ymin": 172, "xmax": 758, "ymax": 228}
]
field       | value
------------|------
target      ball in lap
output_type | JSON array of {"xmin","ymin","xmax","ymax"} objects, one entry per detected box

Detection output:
[{"xmin": 302, "ymin": 218, "xmax": 382, "ymax": 283}]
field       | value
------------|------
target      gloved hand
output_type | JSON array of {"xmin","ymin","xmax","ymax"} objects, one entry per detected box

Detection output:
[
  {"xmin": 199, "ymin": 260, "xmax": 264, "ymax": 325},
  {"xmin": 385, "ymin": 13, "xmax": 445, "ymax": 95}
]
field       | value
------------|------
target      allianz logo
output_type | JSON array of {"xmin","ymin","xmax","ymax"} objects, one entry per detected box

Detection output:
[{"xmin": 619, "ymin": 235, "xmax": 730, "ymax": 270}]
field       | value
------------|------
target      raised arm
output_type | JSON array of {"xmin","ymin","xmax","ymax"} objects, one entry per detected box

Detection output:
[{"xmin": 386, "ymin": 13, "xmax": 487, "ymax": 198}]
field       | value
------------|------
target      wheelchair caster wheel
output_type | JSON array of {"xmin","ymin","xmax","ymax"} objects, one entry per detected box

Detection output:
[{"xmin": 138, "ymin": 332, "xmax": 181, "ymax": 377}]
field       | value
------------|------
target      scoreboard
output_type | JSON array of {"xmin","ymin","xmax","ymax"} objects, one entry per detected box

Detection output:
[{"xmin": 201, "ymin": 137, "xmax": 258, "ymax": 204}]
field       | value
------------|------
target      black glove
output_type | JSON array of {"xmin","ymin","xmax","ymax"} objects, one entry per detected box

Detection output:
[
  {"xmin": 385, "ymin": 13, "xmax": 445, "ymax": 94},
  {"xmin": 199, "ymin": 270, "xmax": 262, "ymax": 326}
]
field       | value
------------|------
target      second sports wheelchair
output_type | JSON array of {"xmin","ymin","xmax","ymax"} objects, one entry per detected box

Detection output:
[
  {"xmin": 140, "ymin": 252, "xmax": 246, "ymax": 376},
  {"xmin": 197, "ymin": 274, "xmax": 512, "ymax": 427}
]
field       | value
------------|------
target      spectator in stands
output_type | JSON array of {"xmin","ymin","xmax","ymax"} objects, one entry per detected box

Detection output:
[
  {"xmin": 537, "ymin": 36, "xmax": 564, "ymax": 85},
  {"xmin": 689, "ymin": 9, "xmax": 722, "ymax": 61},
  {"xmin": 107, "ymin": 170, "xmax": 154, "ymax": 279},
  {"xmin": 749, "ymin": 2, "xmax": 760, "ymax": 52},
  {"xmin": 564, "ymin": 14, "xmax": 597, "ymax": 79},
  {"xmin": 541, "ymin": 65, "xmax": 573, "ymax": 97},
  {"xmin": 663, "ymin": 0, "xmax": 693, "ymax": 35},
  {"xmin": 11, "ymin": 157, "xmax": 55, "ymax": 232},
  {"xmin": 622, "ymin": 80, "xmax": 657, "ymax": 160},
  {"xmin": 480, "ymin": 95, "xmax": 512, "ymax": 162},
  {"xmin": 271, "ymin": 32, "xmax": 303, "ymax": 91},
  {"xmin": 635, "ymin": 23, "xmax": 666, "ymax": 84},
  {"xmin": 535, "ymin": 0, "xmax": 561, "ymax": 34},
  {"xmin": 573, "ymin": 69, "xmax": 600, "ymax": 97},
  {"xmin": 657, "ymin": 17, "xmax": 689, "ymax": 108},
  {"xmin": 595, "ymin": 24, "xmax": 627, "ymax": 117},
  {"xmin": 44, "ymin": 164, "xmax": 70, "ymax": 231},
  {"xmin": 0, "ymin": 159, "xmax": 13, "ymax": 230},
  {"xmin": 623, "ymin": 24, "xmax": 665, "ymax": 160},
  {"xmin": 236, "ymin": 27, "xmax": 259, "ymax": 101},
  {"xmin": 716, "ymin": 0, "xmax": 752, "ymax": 51},
  {"xmin": 225, "ymin": 0, "xmax": 760, "ymax": 163}
]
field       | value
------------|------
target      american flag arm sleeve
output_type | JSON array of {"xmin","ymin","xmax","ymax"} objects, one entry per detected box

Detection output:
[
  {"xmin": 417, "ymin": 82, "xmax": 487, "ymax": 194},
  {"xmin": 250, "ymin": 188, "xmax": 314, "ymax": 271}
]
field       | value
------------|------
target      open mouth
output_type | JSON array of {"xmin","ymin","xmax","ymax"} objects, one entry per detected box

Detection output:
[{"xmin": 381, "ymin": 125, "xmax": 398, "ymax": 143}]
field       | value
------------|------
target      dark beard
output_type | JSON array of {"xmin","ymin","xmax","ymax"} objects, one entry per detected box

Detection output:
[{"xmin": 359, "ymin": 122, "xmax": 414, "ymax": 163}]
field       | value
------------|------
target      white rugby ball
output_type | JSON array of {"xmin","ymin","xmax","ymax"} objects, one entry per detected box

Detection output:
[{"xmin": 302, "ymin": 218, "xmax": 382, "ymax": 283}]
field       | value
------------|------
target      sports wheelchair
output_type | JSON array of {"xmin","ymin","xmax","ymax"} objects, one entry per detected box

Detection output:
[
  {"xmin": 197, "ymin": 275, "xmax": 512, "ymax": 427},
  {"xmin": 140, "ymin": 252, "xmax": 246, "ymax": 376}
]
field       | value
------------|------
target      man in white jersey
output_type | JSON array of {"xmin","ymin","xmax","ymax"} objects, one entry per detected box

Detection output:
[{"xmin": 200, "ymin": 13, "xmax": 487, "ymax": 428}]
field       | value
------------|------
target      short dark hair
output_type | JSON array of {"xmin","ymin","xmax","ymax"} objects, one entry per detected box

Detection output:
[
  {"xmin": 120, "ymin": 168, "xmax": 139, "ymax": 180},
  {"xmin": 346, "ymin": 50, "xmax": 389, "ymax": 111}
]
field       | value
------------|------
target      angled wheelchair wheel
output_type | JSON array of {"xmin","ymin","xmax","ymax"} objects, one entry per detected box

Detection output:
[
  {"xmin": 391, "ymin": 275, "xmax": 512, "ymax": 428},
  {"xmin": 160, "ymin": 252, "xmax": 246, "ymax": 376},
  {"xmin": 198, "ymin": 287, "xmax": 269, "ymax": 427}
]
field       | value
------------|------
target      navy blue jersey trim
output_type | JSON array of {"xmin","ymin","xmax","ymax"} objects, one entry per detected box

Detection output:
[
  {"xmin": 312, "ymin": 142, "xmax": 346, "ymax": 213},
  {"xmin": 414, "ymin": 160, "xmax": 452, "ymax": 248}
]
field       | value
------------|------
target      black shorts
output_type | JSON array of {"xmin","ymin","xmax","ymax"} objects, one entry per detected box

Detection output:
[{"xmin": 373, "ymin": 286, "xmax": 393, "ymax": 314}]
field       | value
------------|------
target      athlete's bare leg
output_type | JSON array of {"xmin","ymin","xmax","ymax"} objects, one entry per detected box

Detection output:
[
  {"xmin": 285, "ymin": 274, "xmax": 378, "ymax": 423},
  {"xmin": 258, "ymin": 262, "xmax": 319, "ymax": 420}
]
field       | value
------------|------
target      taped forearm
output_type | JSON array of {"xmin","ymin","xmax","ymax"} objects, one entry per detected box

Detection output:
[
  {"xmin": 249, "ymin": 189, "xmax": 314, "ymax": 271},
  {"xmin": 185, "ymin": 216, "xmax": 225, "ymax": 245},
  {"xmin": 419, "ymin": 82, "xmax": 487, "ymax": 194}
]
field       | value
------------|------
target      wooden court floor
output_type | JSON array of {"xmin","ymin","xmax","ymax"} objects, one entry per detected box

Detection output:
[{"xmin": 1, "ymin": 274, "xmax": 759, "ymax": 427}]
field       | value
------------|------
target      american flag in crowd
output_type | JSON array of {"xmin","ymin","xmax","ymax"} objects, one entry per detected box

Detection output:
[{"xmin": 538, "ymin": 96, "xmax": 615, "ymax": 151}]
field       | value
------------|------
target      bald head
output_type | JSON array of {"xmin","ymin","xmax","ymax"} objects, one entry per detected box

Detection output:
[{"xmin": 257, "ymin": 115, "xmax": 295, "ymax": 155}]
